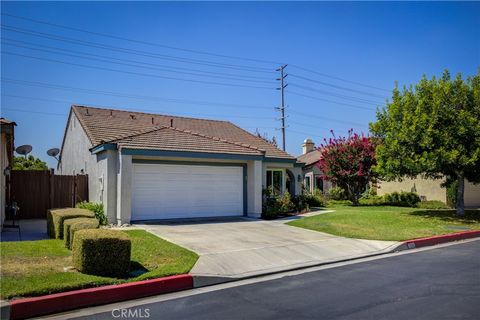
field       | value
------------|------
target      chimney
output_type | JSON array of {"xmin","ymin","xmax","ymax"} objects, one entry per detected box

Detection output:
[{"xmin": 302, "ymin": 138, "xmax": 314, "ymax": 154}]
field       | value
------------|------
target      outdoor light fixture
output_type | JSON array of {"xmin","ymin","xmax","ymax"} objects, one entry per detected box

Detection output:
[
  {"xmin": 3, "ymin": 166, "xmax": 11, "ymax": 176},
  {"xmin": 297, "ymin": 174, "xmax": 302, "ymax": 182}
]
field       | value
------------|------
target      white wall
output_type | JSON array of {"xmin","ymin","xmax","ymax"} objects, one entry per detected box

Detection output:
[
  {"xmin": 465, "ymin": 181, "xmax": 480, "ymax": 207},
  {"xmin": 59, "ymin": 113, "xmax": 115, "ymax": 222}
]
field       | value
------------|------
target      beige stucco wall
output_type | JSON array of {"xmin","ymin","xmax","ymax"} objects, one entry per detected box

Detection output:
[
  {"xmin": 377, "ymin": 177, "xmax": 447, "ymax": 202},
  {"xmin": 465, "ymin": 181, "xmax": 480, "ymax": 207}
]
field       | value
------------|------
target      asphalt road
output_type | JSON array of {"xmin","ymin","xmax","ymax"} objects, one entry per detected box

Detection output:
[{"xmin": 72, "ymin": 240, "xmax": 480, "ymax": 320}]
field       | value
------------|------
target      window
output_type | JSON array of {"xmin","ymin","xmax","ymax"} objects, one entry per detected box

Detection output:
[
  {"xmin": 304, "ymin": 176, "xmax": 311, "ymax": 193},
  {"xmin": 315, "ymin": 175, "xmax": 324, "ymax": 192},
  {"xmin": 266, "ymin": 169, "xmax": 283, "ymax": 195}
]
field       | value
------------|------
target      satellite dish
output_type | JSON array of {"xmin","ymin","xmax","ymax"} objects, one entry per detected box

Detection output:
[
  {"xmin": 15, "ymin": 145, "xmax": 32, "ymax": 158},
  {"xmin": 47, "ymin": 148, "xmax": 60, "ymax": 158}
]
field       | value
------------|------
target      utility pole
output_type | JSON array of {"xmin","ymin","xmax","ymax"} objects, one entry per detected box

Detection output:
[{"xmin": 276, "ymin": 64, "xmax": 288, "ymax": 151}]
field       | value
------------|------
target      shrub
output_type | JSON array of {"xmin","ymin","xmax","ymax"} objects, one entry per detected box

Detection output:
[
  {"xmin": 417, "ymin": 200, "xmax": 450, "ymax": 209},
  {"xmin": 360, "ymin": 188, "xmax": 377, "ymax": 199},
  {"xmin": 47, "ymin": 208, "xmax": 95, "ymax": 239},
  {"xmin": 64, "ymin": 218, "xmax": 99, "ymax": 249},
  {"xmin": 76, "ymin": 201, "xmax": 107, "ymax": 225},
  {"xmin": 327, "ymin": 199, "xmax": 353, "ymax": 207},
  {"xmin": 262, "ymin": 190, "xmax": 296, "ymax": 219},
  {"xmin": 383, "ymin": 191, "xmax": 421, "ymax": 207},
  {"xmin": 326, "ymin": 187, "xmax": 347, "ymax": 200},
  {"xmin": 72, "ymin": 229, "xmax": 131, "ymax": 277},
  {"xmin": 359, "ymin": 195, "xmax": 386, "ymax": 206}
]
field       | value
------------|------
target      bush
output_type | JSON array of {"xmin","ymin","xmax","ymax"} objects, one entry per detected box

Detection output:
[
  {"xmin": 262, "ymin": 190, "xmax": 296, "ymax": 219},
  {"xmin": 47, "ymin": 208, "xmax": 95, "ymax": 239},
  {"xmin": 64, "ymin": 218, "xmax": 99, "ymax": 249},
  {"xmin": 327, "ymin": 200, "xmax": 353, "ymax": 206},
  {"xmin": 76, "ymin": 201, "xmax": 107, "ymax": 225},
  {"xmin": 326, "ymin": 187, "xmax": 347, "ymax": 200},
  {"xmin": 417, "ymin": 200, "xmax": 450, "ymax": 209},
  {"xmin": 383, "ymin": 191, "xmax": 421, "ymax": 207},
  {"xmin": 360, "ymin": 188, "xmax": 377, "ymax": 199},
  {"xmin": 359, "ymin": 195, "xmax": 386, "ymax": 206},
  {"xmin": 72, "ymin": 229, "xmax": 131, "ymax": 277}
]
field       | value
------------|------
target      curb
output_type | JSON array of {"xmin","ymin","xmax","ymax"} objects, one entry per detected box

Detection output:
[
  {"xmin": 402, "ymin": 230, "xmax": 480, "ymax": 249},
  {"xmin": 8, "ymin": 274, "xmax": 193, "ymax": 320}
]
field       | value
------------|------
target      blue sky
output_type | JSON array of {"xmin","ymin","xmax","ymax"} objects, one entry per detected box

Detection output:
[{"xmin": 1, "ymin": 1, "xmax": 479, "ymax": 168}]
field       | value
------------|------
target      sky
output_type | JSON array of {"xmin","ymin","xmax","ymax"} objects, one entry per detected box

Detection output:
[{"xmin": 1, "ymin": 1, "xmax": 479, "ymax": 168}]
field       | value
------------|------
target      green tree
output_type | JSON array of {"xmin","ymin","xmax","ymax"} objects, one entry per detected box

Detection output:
[
  {"xmin": 13, "ymin": 155, "xmax": 48, "ymax": 170},
  {"xmin": 370, "ymin": 70, "xmax": 480, "ymax": 216}
]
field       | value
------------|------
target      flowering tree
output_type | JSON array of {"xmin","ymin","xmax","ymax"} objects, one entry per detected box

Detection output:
[{"xmin": 317, "ymin": 130, "xmax": 378, "ymax": 205}]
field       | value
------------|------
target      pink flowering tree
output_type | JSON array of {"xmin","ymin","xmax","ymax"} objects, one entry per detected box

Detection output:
[{"xmin": 317, "ymin": 130, "xmax": 378, "ymax": 206}]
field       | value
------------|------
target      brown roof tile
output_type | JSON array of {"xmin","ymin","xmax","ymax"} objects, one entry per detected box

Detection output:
[
  {"xmin": 72, "ymin": 105, "xmax": 294, "ymax": 159},
  {"xmin": 297, "ymin": 149, "xmax": 322, "ymax": 166}
]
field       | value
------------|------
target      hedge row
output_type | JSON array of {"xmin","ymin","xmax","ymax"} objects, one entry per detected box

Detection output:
[
  {"xmin": 64, "ymin": 218, "xmax": 100, "ymax": 249},
  {"xmin": 72, "ymin": 229, "xmax": 131, "ymax": 277},
  {"xmin": 47, "ymin": 208, "xmax": 95, "ymax": 239}
]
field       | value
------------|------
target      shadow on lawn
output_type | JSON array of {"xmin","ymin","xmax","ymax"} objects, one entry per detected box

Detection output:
[{"xmin": 408, "ymin": 209, "xmax": 480, "ymax": 224}]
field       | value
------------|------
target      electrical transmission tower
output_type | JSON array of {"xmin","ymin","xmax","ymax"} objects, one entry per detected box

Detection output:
[{"xmin": 276, "ymin": 64, "xmax": 288, "ymax": 151}]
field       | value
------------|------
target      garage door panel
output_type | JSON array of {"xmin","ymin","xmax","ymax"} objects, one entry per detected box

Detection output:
[{"xmin": 132, "ymin": 163, "xmax": 243, "ymax": 220}]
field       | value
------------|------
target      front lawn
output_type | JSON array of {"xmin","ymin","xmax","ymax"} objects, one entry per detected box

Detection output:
[
  {"xmin": 288, "ymin": 206, "xmax": 480, "ymax": 241},
  {"xmin": 0, "ymin": 230, "xmax": 198, "ymax": 299}
]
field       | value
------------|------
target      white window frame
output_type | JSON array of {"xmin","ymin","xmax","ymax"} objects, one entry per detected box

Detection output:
[{"xmin": 266, "ymin": 168, "xmax": 285, "ymax": 195}]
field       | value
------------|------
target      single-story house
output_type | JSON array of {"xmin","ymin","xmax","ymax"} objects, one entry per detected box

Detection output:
[
  {"xmin": 0, "ymin": 118, "xmax": 16, "ymax": 227},
  {"xmin": 59, "ymin": 106, "xmax": 303, "ymax": 224},
  {"xmin": 297, "ymin": 139, "xmax": 332, "ymax": 193}
]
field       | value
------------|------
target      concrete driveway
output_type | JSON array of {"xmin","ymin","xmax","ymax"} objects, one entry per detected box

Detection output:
[{"xmin": 134, "ymin": 216, "xmax": 401, "ymax": 281}]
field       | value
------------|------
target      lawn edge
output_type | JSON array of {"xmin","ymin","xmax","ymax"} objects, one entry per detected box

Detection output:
[
  {"xmin": 400, "ymin": 230, "xmax": 480, "ymax": 250},
  {"xmin": 7, "ymin": 274, "xmax": 193, "ymax": 320}
]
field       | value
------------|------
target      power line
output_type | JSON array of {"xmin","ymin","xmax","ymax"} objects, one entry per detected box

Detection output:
[
  {"xmin": 2, "ymin": 106, "xmax": 275, "ymax": 121},
  {"xmin": 2, "ymin": 51, "xmax": 275, "ymax": 90},
  {"xmin": 289, "ymin": 64, "xmax": 391, "ymax": 92},
  {"xmin": 1, "ymin": 24, "xmax": 276, "ymax": 74},
  {"xmin": 289, "ymin": 110, "xmax": 367, "ymax": 127},
  {"xmin": 289, "ymin": 73, "xmax": 387, "ymax": 99},
  {"xmin": 1, "ymin": 78, "xmax": 273, "ymax": 109},
  {"xmin": 288, "ymin": 91, "xmax": 376, "ymax": 111},
  {"xmin": 1, "ymin": 12, "xmax": 284, "ymax": 66},
  {"xmin": 1, "ymin": 37, "xmax": 275, "ymax": 82},
  {"xmin": 289, "ymin": 83, "xmax": 383, "ymax": 105},
  {"xmin": 1, "ymin": 40, "xmax": 276, "ymax": 84}
]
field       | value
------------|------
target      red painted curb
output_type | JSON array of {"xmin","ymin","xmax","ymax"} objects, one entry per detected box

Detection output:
[
  {"xmin": 404, "ymin": 230, "xmax": 480, "ymax": 249},
  {"xmin": 9, "ymin": 274, "xmax": 193, "ymax": 320}
]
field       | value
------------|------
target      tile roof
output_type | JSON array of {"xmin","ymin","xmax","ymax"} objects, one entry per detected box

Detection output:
[
  {"xmin": 72, "ymin": 105, "xmax": 294, "ymax": 159},
  {"xmin": 297, "ymin": 149, "xmax": 322, "ymax": 166}
]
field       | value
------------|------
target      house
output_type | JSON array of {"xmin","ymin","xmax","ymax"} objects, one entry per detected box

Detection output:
[
  {"xmin": 59, "ymin": 106, "xmax": 303, "ymax": 224},
  {"xmin": 1, "ymin": 118, "xmax": 16, "ymax": 227},
  {"xmin": 296, "ymin": 139, "xmax": 332, "ymax": 193}
]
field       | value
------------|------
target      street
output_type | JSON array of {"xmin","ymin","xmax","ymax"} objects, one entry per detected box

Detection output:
[{"xmin": 57, "ymin": 240, "xmax": 480, "ymax": 320}]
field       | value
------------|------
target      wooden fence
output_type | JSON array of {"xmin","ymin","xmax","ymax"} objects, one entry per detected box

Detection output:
[{"xmin": 10, "ymin": 170, "xmax": 89, "ymax": 219}]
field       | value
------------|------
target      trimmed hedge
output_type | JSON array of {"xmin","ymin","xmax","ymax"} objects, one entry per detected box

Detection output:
[
  {"xmin": 47, "ymin": 208, "xmax": 95, "ymax": 239},
  {"xmin": 64, "ymin": 218, "xmax": 99, "ymax": 249},
  {"xmin": 72, "ymin": 229, "xmax": 131, "ymax": 277}
]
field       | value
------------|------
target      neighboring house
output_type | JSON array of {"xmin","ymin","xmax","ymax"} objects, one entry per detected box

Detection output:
[
  {"xmin": 378, "ymin": 178, "xmax": 480, "ymax": 207},
  {"xmin": 296, "ymin": 139, "xmax": 332, "ymax": 193},
  {"xmin": 0, "ymin": 118, "xmax": 16, "ymax": 227},
  {"xmin": 59, "ymin": 106, "xmax": 303, "ymax": 224}
]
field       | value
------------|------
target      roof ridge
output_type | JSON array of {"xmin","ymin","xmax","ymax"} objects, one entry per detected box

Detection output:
[
  {"xmin": 167, "ymin": 126, "xmax": 266, "ymax": 154},
  {"xmin": 72, "ymin": 104, "xmax": 230, "ymax": 124}
]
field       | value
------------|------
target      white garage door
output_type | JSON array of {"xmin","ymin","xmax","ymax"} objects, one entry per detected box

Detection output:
[{"xmin": 132, "ymin": 163, "xmax": 244, "ymax": 220}]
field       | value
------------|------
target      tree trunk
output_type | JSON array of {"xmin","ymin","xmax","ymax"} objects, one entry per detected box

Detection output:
[{"xmin": 456, "ymin": 172, "xmax": 465, "ymax": 216}]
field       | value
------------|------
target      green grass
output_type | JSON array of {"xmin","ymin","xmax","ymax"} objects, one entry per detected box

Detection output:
[
  {"xmin": 288, "ymin": 206, "xmax": 480, "ymax": 241},
  {"xmin": 0, "ymin": 230, "xmax": 198, "ymax": 299}
]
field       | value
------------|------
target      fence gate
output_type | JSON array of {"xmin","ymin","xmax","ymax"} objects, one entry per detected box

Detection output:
[{"xmin": 10, "ymin": 170, "xmax": 89, "ymax": 219}]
